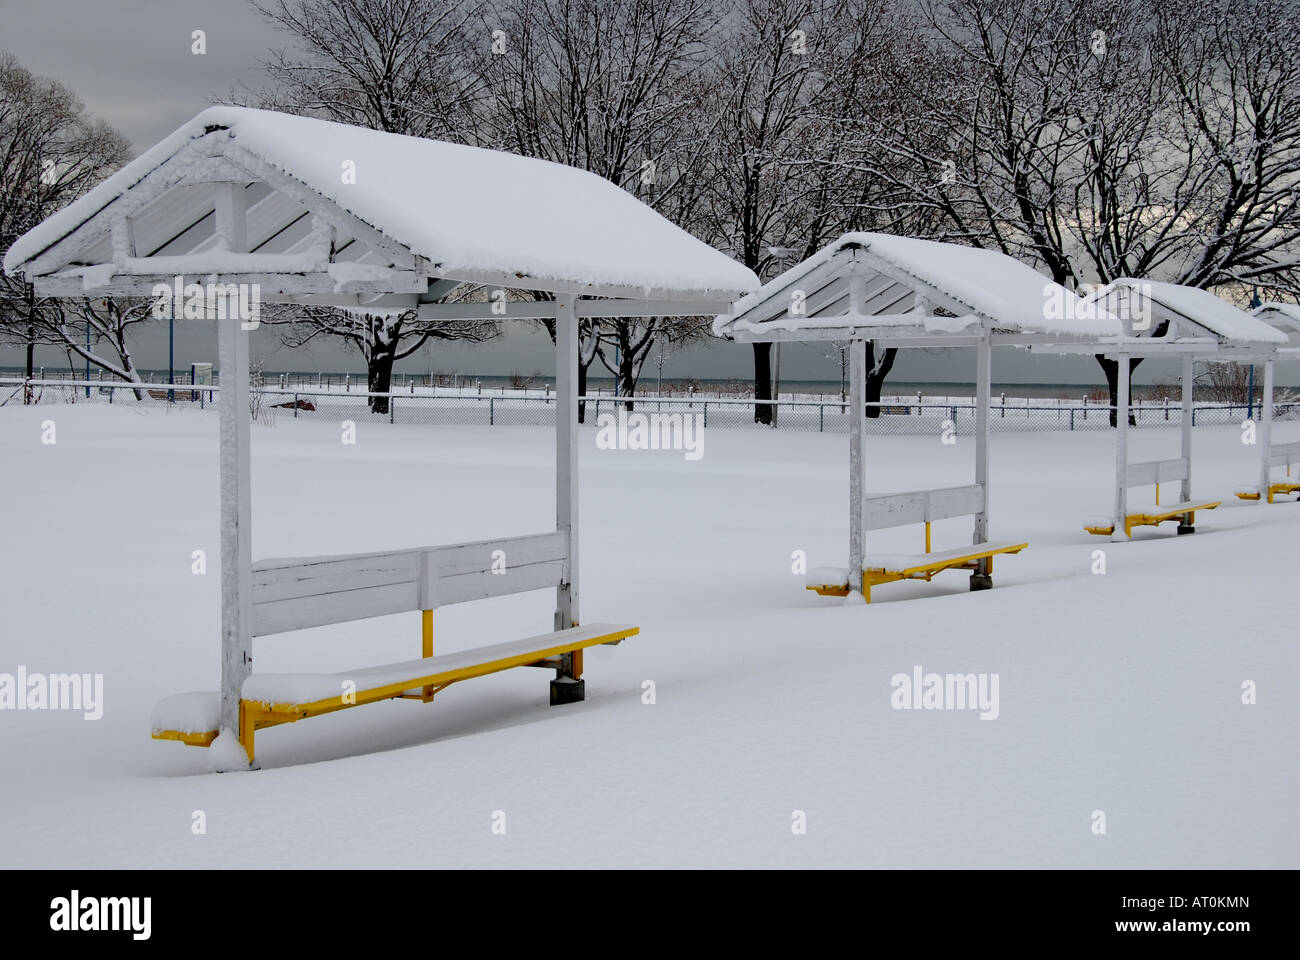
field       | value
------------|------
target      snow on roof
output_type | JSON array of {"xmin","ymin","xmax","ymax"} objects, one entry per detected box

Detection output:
[
  {"xmin": 4, "ymin": 106, "xmax": 758, "ymax": 298},
  {"xmin": 714, "ymin": 233, "xmax": 1122, "ymax": 340},
  {"xmin": 1254, "ymin": 301, "xmax": 1300, "ymax": 331},
  {"xmin": 1099, "ymin": 279, "xmax": 1288, "ymax": 344}
]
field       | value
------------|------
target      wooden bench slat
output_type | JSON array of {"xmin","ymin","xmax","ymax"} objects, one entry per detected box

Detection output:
[{"xmin": 150, "ymin": 624, "xmax": 639, "ymax": 753}]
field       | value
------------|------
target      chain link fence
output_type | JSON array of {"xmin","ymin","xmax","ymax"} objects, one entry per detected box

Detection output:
[{"xmin": 4, "ymin": 378, "xmax": 1297, "ymax": 434}]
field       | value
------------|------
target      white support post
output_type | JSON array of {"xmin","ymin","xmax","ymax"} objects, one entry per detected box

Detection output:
[
  {"xmin": 972, "ymin": 337, "xmax": 992, "ymax": 586},
  {"xmin": 213, "ymin": 182, "xmax": 248, "ymax": 253},
  {"xmin": 1112, "ymin": 354, "xmax": 1131, "ymax": 541},
  {"xmin": 217, "ymin": 315, "xmax": 252, "ymax": 756},
  {"xmin": 1181, "ymin": 354, "xmax": 1194, "ymax": 505},
  {"xmin": 1260, "ymin": 358, "xmax": 1275, "ymax": 499},
  {"xmin": 847, "ymin": 339, "xmax": 867, "ymax": 603},
  {"xmin": 555, "ymin": 293, "xmax": 579, "ymax": 633}
]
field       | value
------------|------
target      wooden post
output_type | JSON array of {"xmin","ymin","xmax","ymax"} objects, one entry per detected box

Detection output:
[
  {"xmin": 1181, "ymin": 353, "xmax": 1194, "ymax": 505},
  {"xmin": 555, "ymin": 293, "xmax": 579, "ymax": 633},
  {"xmin": 847, "ymin": 339, "xmax": 867, "ymax": 603},
  {"xmin": 972, "ymin": 337, "xmax": 992, "ymax": 588},
  {"xmin": 1112, "ymin": 353, "xmax": 1130, "ymax": 540},
  {"xmin": 214, "ymin": 182, "xmax": 248, "ymax": 253},
  {"xmin": 1260, "ymin": 357, "xmax": 1275, "ymax": 500},
  {"xmin": 217, "ymin": 316, "xmax": 252, "ymax": 751},
  {"xmin": 552, "ymin": 294, "xmax": 584, "ymax": 703}
]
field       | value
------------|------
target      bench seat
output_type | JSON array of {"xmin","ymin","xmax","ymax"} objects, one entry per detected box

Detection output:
[
  {"xmin": 152, "ymin": 623, "xmax": 638, "ymax": 762},
  {"xmin": 806, "ymin": 541, "xmax": 1028, "ymax": 601},
  {"xmin": 1083, "ymin": 500, "xmax": 1221, "ymax": 537},
  {"xmin": 1236, "ymin": 482, "xmax": 1300, "ymax": 503}
]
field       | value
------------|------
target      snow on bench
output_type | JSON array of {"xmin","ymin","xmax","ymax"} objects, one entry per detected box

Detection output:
[
  {"xmin": 1236, "ymin": 441, "xmax": 1300, "ymax": 503},
  {"xmin": 1085, "ymin": 458, "xmax": 1221, "ymax": 537},
  {"xmin": 805, "ymin": 484, "xmax": 1028, "ymax": 603},
  {"xmin": 151, "ymin": 623, "xmax": 638, "ymax": 763}
]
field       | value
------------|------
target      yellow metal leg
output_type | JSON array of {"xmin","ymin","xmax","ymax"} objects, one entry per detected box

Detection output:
[
  {"xmin": 862, "ymin": 577, "xmax": 871, "ymax": 604},
  {"xmin": 925, "ymin": 521, "xmax": 931, "ymax": 554},
  {"xmin": 421, "ymin": 609, "xmax": 434, "ymax": 699},
  {"xmin": 238, "ymin": 700, "xmax": 256, "ymax": 765}
]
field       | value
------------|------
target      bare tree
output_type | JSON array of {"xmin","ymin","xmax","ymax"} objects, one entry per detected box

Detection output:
[
  {"xmin": 474, "ymin": 0, "xmax": 722, "ymax": 413},
  {"xmin": 248, "ymin": 0, "xmax": 498, "ymax": 409},
  {"xmin": 0, "ymin": 52, "xmax": 131, "ymax": 397},
  {"xmin": 28, "ymin": 298, "xmax": 155, "ymax": 399},
  {"xmin": 843, "ymin": 0, "xmax": 1300, "ymax": 420}
]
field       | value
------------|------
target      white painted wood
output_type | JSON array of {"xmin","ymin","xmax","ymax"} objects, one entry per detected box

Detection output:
[
  {"xmin": 847, "ymin": 324, "xmax": 867, "ymax": 600},
  {"xmin": 1113, "ymin": 354, "xmax": 1131, "ymax": 540},
  {"xmin": 974, "ymin": 337, "xmax": 991, "ymax": 558},
  {"xmin": 110, "ymin": 218, "xmax": 136, "ymax": 266},
  {"xmin": 861, "ymin": 484, "xmax": 985, "ymax": 529},
  {"xmin": 33, "ymin": 271, "xmax": 427, "ymax": 300},
  {"xmin": 1260, "ymin": 359, "xmax": 1274, "ymax": 495},
  {"xmin": 249, "ymin": 532, "xmax": 568, "ymax": 635},
  {"xmin": 213, "ymin": 182, "xmax": 248, "ymax": 253},
  {"xmin": 1125, "ymin": 458, "xmax": 1190, "ymax": 487},
  {"xmin": 1269, "ymin": 441, "xmax": 1300, "ymax": 467},
  {"xmin": 222, "ymin": 144, "xmax": 418, "ymax": 269},
  {"xmin": 218, "ymin": 314, "xmax": 252, "ymax": 739},
  {"xmin": 555, "ymin": 293, "xmax": 578, "ymax": 631},
  {"xmin": 22, "ymin": 139, "xmax": 218, "ymax": 277},
  {"xmin": 1181, "ymin": 354, "xmax": 1194, "ymax": 503}
]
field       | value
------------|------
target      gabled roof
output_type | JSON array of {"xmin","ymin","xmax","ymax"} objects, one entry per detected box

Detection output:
[
  {"xmin": 1087, "ymin": 279, "xmax": 1287, "ymax": 345},
  {"xmin": 4, "ymin": 106, "xmax": 757, "ymax": 301},
  {"xmin": 713, "ymin": 233, "xmax": 1121, "ymax": 343},
  {"xmin": 1253, "ymin": 301, "xmax": 1300, "ymax": 332}
]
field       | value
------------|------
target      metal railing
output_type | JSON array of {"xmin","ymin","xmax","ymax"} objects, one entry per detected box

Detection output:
[{"xmin": 3, "ymin": 378, "xmax": 1295, "ymax": 434}]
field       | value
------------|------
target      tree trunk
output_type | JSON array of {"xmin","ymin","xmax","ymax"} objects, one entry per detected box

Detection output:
[
  {"xmin": 753, "ymin": 342, "xmax": 773, "ymax": 424},
  {"xmin": 24, "ymin": 323, "xmax": 35, "ymax": 404},
  {"xmin": 863, "ymin": 343, "xmax": 897, "ymax": 419},
  {"xmin": 1097, "ymin": 355, "xmax": 1142, "ymax": 427},
  {"xmin": 619, "ymin": 348, "xmax": 636, "ymax": 411},
  {"xmin": 368, "ymin": 351, "xmax": 396, "ymax": 414}
]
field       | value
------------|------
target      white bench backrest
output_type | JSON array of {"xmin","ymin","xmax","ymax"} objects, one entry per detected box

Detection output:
[
  {"xmin": 1269, "ymin": 441, "xmax": 1300, "ymax": 467},
  {"xmin": 250, "ymin": 531, "xmax": 567, "ymax": 636},
  {"xmin": 862, "ymin": 484, "xmax": 984, "ymax": 531},
  {"xmin": 1125, "ymin": 458, "xmax": 1188, "ymax": 488}
]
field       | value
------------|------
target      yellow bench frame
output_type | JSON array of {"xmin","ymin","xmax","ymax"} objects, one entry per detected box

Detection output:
[
  {"xmin": 154, "ymin": 624, "xmax": 638, "ymax": 763},
  {"xmin": 1084, "ymin": 502, "xmax": 1220, "ymax": 538},
  {"xmin": 807, "ymin": 520, "xmax": 1028, "ymax": 603},
  {"xmin": 1236, "ymin": 482, "xmax": 1300, "ymax": 504}
]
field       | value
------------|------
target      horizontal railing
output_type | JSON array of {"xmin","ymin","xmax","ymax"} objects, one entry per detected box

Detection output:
[{"xmin": 2, "ymin": 378, "xmax": 1296, "ymax": 434}]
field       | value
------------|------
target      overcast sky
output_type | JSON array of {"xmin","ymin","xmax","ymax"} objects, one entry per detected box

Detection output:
[{"xmin": 2, "ymin": 0, "xmax": 1287, "ymax": 387}]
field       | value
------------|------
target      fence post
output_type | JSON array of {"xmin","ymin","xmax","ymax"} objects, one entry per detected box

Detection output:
[
  {"xmin": 819, "ymin": 403, "xmax": 824, "ymax": 432},
  {"xmin": 1070, "ymin": 408, "xmax": 1074, "ymax": 431},
  {"xmin": 293, "ymin": 393, "xmax": 299, "ymax": 418},
  {"xmin": 390, "ymin": 396, "xmax": 395, "ymax": 424},
  {"xmin": 489, "ymin": 397, "xmax": 494, "ymax": 426},
  {"xmin": 703, "ymin": 401, "xmax": 708, "ymax": 428},
  {"xmin": 1000, "ymin": 392, "xmax": 1006, "ymax": 418}
]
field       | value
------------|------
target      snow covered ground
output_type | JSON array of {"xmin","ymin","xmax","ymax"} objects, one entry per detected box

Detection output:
[{"xmin": 1, "ymin": 404, "xmax": 1296, "ymax": 867}]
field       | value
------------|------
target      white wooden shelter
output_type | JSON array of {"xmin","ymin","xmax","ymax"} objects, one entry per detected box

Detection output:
[
  {"xmin": 4, "ymin": 106, "xmax": 758, "ymax": 765},
  {"xmin": 1238, "ymin": 303, "xmax": 1300, "ymax": 502},
  {"xmin": 1048, "ymin": 280, "xmax": 1288, "ymax": 537},
  {"xmin": 713, "ymin": 232, "xmax": 1122, "ymax": 602}
]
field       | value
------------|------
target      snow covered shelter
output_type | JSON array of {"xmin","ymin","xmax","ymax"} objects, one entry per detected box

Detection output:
[
  {"xmin": 3, "ymin": 106, "xmax": 758, "ymax": 766},
  {"xmin": 1045, "ymin": 280, "xmax": 1288, "ymax": 538},
  {"xmin": 712, "ymin": 232, "xmax": 1122, "ymax": 603},
  {"xmin": 1235, "ymin": 302, "xmax": 1300, "ymax": 503}
]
